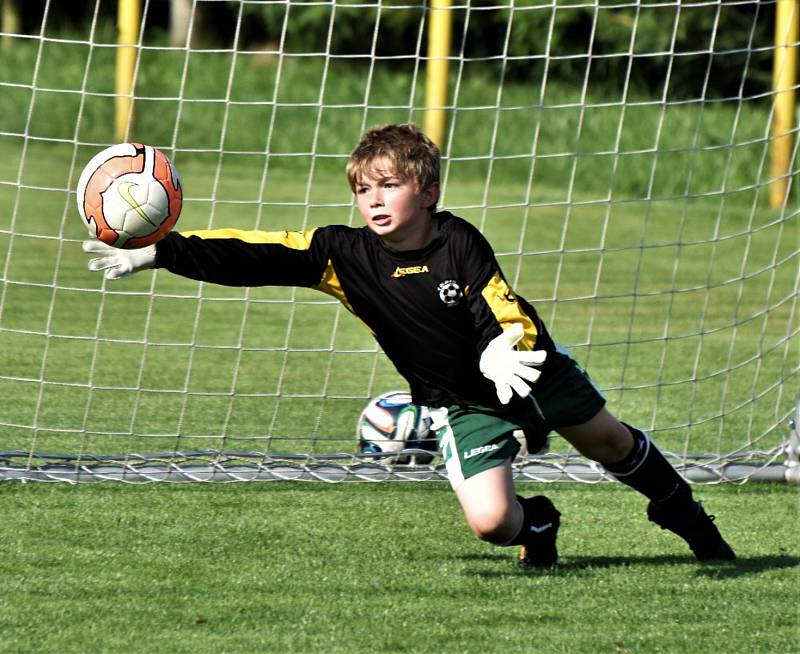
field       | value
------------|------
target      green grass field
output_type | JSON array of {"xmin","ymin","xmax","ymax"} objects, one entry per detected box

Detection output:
[
  {"xmin": 1, "ymin": 481, "xmax": 798, "ymax": 654},
  {"xmin": 0, "ymin": 28, "xmax": 798, "ymax": 654}
]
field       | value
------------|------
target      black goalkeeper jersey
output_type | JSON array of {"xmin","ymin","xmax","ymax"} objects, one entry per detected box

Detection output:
[{"xmin": 154, "ymin": 211, "xmax": 555, "ymax": 408}]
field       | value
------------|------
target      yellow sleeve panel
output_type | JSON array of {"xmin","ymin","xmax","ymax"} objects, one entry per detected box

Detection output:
[
  {"xmin": 311, "ymin": 260, "xmax": 375, "ymax": 336},
  {"xmin": 179, "ymin": 228, "xmax": 317, "ymax": 250},
  {"xmin": 313, "ymin": 260, "xmax": 353, "ymax": 312},
  {"xmin": 480, "ymin": 271, "xmax": 538, "ymax": 350}
]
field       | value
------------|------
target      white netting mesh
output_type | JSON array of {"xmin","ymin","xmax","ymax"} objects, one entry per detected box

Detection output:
[{"xmin": 0, "ymin": 0, "xmax": 797, "ymax": 482}]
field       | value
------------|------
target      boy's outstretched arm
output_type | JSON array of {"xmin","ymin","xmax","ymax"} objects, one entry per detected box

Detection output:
[{"xmin": 82, "ymin": 229, "xmax": 328, "ymax": 288}]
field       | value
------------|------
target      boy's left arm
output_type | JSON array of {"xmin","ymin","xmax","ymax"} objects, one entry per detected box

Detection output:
[
  {"xmin": 478, "ymin": 321, "xmax": 547, "ymax": 405},
  {"xmin": 461, "ymin": 237, "xmax": 548, "ymax": 404},
  {"xmin": 470, "ymin": 269, "xmax": 540, "ymax": 351}
]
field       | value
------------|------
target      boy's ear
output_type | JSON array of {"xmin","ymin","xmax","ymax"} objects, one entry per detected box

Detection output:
[{"xmin": 421, "ymin": 182, "xmax": 440, "ymax": 209}]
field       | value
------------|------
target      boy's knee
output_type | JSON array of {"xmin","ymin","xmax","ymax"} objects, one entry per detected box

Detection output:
[{"xmin": 466, "ymin": 507, "xmax": 516, "ymax": 545}]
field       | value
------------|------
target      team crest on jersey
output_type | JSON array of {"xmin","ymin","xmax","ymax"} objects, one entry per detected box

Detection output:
[{"xmin": 437, "ymin": 280, "xmax": 463, "ymax": 307}]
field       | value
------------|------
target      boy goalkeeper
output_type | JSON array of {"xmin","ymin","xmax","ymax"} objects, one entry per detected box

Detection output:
[{"xmin": 83, "ymin": 123, "xmax": 735, "ymax": 567}]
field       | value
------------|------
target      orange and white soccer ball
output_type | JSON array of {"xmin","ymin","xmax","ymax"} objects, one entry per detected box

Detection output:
[{"xmin": 76, "ymin": 142, "xmax": 182, "ymax": 249}]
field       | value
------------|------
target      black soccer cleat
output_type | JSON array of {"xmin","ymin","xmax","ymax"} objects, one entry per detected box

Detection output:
[
  {"xmin": 647, "ymin": 500, "xmax": 736, "ymax": 562},
  {"xmin": 518, "ymin": 495, "xmax": 561, "ymax": 569}
]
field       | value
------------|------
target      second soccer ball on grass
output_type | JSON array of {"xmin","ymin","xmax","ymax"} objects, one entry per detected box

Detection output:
[{"xmin": 356, "ymin": 391, "xmax": 436, "ymax": 465}]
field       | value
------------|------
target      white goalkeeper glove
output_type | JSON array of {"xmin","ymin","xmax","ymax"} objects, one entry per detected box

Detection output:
[
  {"xmin": 479, "ymin": 322, "xmax": 547, "ymax": 405},
  {"xmin": 82, "ymin": 240, "xmax": 157, "ymax": 280}
]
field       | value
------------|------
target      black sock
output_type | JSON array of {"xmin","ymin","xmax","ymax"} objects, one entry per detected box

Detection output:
[
  {"xmin": 604, "ymin": 423, "xmax": 694, "ymax": 514},
  {"xmin": 506, "ymin": 495, "xmax": 560, "ymax": 546},
  {"xmin": 506, "ymin": 496, "xmax": 528, "ymax": 546}
]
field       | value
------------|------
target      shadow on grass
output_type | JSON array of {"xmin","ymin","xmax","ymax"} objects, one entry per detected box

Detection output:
[{"xmin": 457, "ymin": 553, "xmax": 800, "ymax": 578}]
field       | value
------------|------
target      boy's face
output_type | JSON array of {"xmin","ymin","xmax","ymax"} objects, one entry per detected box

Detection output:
[{"xmin": 354, "ymin": 157, "xmax": 439, "ymax": 251}]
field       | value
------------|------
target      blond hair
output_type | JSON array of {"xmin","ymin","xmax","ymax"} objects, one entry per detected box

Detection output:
[{"xmin": 346, "ymin": 123, "xmax": 440, "ymax": 209}]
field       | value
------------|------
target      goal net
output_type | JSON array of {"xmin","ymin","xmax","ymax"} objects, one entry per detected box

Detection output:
[{"xmin": 0, "ymin": 0, "xmax": 797, "ymax": 483}]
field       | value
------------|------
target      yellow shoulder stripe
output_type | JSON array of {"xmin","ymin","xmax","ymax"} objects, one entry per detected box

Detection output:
[
  {"xmin": 180, "ymin": 228, "xmax": 317, "ymax": 250},
  {"xmin": 481, "ymin": 272, "xmax": 538, "ymax": 350}
]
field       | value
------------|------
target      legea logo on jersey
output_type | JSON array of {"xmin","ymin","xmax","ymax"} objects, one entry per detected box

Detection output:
[
  {"xmin": 437, "ymin": 279, "xmax": 463, "ymax": 307},
  {"xmin": 391, "ymin": 265, "xmax": 429, "ymax": 278}
]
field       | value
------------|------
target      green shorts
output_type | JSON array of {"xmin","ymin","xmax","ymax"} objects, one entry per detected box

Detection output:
[{"xmin": 432, "ymin": 349, "xmax": 605, "ymax": 490}]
